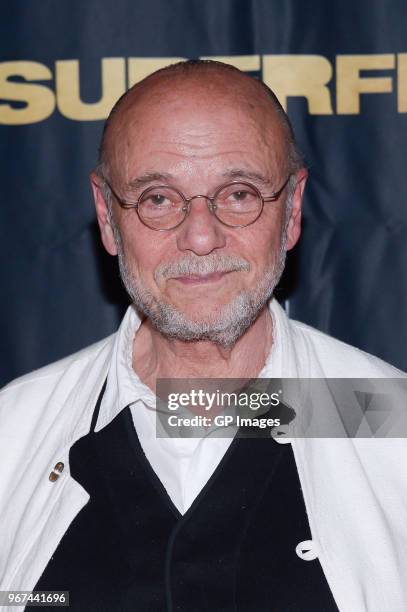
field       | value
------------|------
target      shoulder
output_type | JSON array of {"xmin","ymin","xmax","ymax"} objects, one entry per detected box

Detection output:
[
  {"xmin": 0, "ymin": 334, "xmax": 116, "ymax": 435},
  {"xmin": 290, "ymin": 317, "xmax": 406, "ymax": 378},
  {"xmin": 1, "ymin": 334, "xmax": 115, "ymax": 399}
]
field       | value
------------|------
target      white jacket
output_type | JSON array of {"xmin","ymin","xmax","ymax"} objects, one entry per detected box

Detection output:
[{"xmin": 1, "ymin": 299, "xmax": 407, "ymax": 612}]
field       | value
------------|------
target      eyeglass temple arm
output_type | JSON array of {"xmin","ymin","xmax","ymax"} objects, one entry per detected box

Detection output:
[
  {"xmin": 101, "ymin": 177, "xmax": 137, "ymax": 209},
  {"xmin": 263, "ymin": 175, "xmax": 292, "ymax": 202}
]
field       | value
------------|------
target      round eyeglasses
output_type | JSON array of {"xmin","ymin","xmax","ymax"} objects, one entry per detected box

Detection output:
[{"xmin": 103, "ymin": 176, "xmax": 291, "ymax": 231}]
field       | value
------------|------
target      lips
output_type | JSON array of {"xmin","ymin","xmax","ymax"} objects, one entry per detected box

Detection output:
[{"xmin": 172, "ymin": 272, "xmax": 229, "ymax": 285}]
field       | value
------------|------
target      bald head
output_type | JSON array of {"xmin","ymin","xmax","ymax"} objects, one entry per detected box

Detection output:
[{"xmin": 96, "ymin": 60, "xmax": 303, "ymax": 182}]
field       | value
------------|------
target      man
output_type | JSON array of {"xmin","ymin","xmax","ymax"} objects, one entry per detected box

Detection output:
[{"xmin": 1, "ymin": 60, "xmax": 407, "ymax": 611}]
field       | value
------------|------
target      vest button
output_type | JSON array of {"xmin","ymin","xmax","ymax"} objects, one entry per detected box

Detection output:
[
  {"xmin": 271, "ymin": 424, "xmax": 292, "ymax": 443},
  {"xmin": 295, "ymin": 540, "xmax": 319, "ymax": 561}
]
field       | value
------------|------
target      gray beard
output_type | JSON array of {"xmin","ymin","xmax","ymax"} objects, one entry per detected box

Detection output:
[{"xmin": 112, "ymin": 225, "xmax": 287, "ymax": 348}]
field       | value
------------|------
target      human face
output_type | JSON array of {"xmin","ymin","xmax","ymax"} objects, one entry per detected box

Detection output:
[{"xmin": 92, "ymin": 76, "xmax": 306, "ymax": 345}]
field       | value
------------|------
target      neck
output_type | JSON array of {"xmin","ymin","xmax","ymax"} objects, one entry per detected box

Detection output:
[{"xmin": 132, "ymin": 305, "xmax": 273, "ymax": 390}]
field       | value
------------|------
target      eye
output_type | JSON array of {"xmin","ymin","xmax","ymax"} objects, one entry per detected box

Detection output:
[
  {"xmin": 231, "ymin": 190, "xmax": 250, "ymax": 201},
  {"xmin": 149, "ymin": 193, "xmax": 169, "ymax": 206},
  {"xmin": 216, "ymin": 184, "xmax": 259, "ymax": 208}
]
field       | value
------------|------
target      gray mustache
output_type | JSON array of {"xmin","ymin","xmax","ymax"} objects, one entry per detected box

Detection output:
[{"xmin": 155, "ymin": 254, "xmax": 251, "ymax": 280}]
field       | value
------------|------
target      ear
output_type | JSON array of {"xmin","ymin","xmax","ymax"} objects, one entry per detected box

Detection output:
[
  {"xmin": 285, "ymin": 168, "xmax": 308, "ymax": 251},
  {"xmin": 90, "ymin": 171, "xmax": 118, "ymax": 256}
]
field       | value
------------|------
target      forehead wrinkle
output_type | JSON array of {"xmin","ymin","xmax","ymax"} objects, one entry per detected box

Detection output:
[{"xmin": 131, "ymin": 90, "xmax": 274, "ymax": 144}]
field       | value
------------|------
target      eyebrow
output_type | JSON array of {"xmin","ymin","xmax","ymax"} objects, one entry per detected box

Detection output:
[
  {"xmin": 221, "ymin": 168, "xmax": 273, "ymax": 186},
  {"xmin": 127, "ymin": 172, "xmax": 174, "ymax": 190}
]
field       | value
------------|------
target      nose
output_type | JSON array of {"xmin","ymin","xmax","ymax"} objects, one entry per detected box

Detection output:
[{"xmin": 176, "ymin": 195, "xmax": 227, "ymax": 255}]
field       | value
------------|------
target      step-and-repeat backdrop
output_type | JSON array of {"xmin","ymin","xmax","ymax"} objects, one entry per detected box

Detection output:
[{"xmin": 1, "ymin": 0, "xmax": 406, "ymax": 384}]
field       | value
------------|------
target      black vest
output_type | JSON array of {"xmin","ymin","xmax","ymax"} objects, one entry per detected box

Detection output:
[{"xmin": 35, "ymin": 389, "xmax": 338, "ymax": 611}]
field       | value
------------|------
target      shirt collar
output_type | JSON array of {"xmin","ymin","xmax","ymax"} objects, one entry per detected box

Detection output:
[
  {"xmin": 259, "ymin": 298, "xmax": 300, "ymax": 379},
  {"xmin": 94, "ymin": 298, "xmax": 298, "ymax": 433},
  {"xmin": 94, "ymin": 304, "xmax": 155, "ymax": 432}
]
